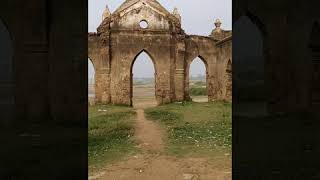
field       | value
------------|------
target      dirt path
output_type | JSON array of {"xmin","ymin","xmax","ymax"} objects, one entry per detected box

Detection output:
[
  {"xmin": 89, "ymin": 90, "xmax": 231, "ymax": 180},
  {"xmin": 134, "ymin": 109, "xmax": 165, "ymax": 152}
]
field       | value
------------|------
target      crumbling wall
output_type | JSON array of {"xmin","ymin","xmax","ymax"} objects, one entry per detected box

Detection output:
[
  {"xmin": 216, "ymin": 37, "xmax": 232, "ymax": 101},
  {"xmin": 184, "ymin": 36, "xmax": 220, "ymax": 102},
  {"xmin": 88, "ymin": 33, "xmax": 111, "ymax": 103}
]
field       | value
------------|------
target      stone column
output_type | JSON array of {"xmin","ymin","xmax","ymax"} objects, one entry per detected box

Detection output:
[
  {"xmin": 95, "ymin": 67, "xmax": 110, "ymax": 104},
  {"xmin": 175, "ymin": 69, "xmax": 185, "ymax": 101},
  {"xmin": 174, "ymin": 36, "xmax": 186, "ymax": 101}
]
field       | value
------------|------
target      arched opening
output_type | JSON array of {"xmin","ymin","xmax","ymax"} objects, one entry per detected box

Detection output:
[
  {"xmin": 0, "ymin": 19, "xmax": 14, "ymax": 126},
  {"xmin": 189, "ymin": 57, "xmax": 208, "ymax": 102},
  {"xmin": 225, "ymin": 59, "xmax": 232, "ymax": 100},
  {"xmin": 88, "ymin": 58, "xmax": 95, "ymax": 105},
  {"xmin": 309, "ymin": 21, "xmax": 320, "ymax": 107},
  {"xmin": 233, "ymin": 15, "xmax": 266, "ymax": 116},
  {"xmin": 131, "ymin": 50, "xmax": 156, "ymax": 107}
]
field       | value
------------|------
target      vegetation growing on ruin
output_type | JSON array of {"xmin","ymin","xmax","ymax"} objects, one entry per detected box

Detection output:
[
  {"xmin": 88, "ymin": 105, "xmax": 137, "ymax": 173},
  {"xmin": 145, "ymin": 101, "xmax": 231, "ymax": 157}
]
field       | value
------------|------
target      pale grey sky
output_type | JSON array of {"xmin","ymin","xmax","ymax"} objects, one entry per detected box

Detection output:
[{"xmin": 88, "ymin": 0, "xmax": 232, "ymax": 79}]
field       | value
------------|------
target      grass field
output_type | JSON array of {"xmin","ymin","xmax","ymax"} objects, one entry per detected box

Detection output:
[
  {"xmin": 145, "ymin": 101, "xmax": 231, "ymax": 157},
  {"xmin": 189, "ymin": 81, "xmax": 207, "ymax": 96},
  {"xmin": 88, "ymin": 105, "xmax": 137, "ymax": 173},
  {"xmin": 189, "ymin": 87, "xmax": 207, "ymax": 96}
]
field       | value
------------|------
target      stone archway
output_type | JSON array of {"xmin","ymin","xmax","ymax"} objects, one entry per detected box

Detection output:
[
  {"xmin": 187, "ymin": 56, "xmax": 209, "ymax": 102},
  {"xmin": 130, "ymin": 50, "xmax": 157, "ymax": 107},
  {"xmin": 233, "ymin": 15, "xmax": 265, "ymax": 102}
]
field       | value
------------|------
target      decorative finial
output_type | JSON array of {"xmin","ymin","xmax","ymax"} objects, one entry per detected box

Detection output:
[
  {"xmin": 173, "ymin": 7, "xmax": 181, "ymax": 21},
  {"xmin": 214, "ymin": 18, "xmax": 222, "ymax": 28},
  {"xmin": 173, "ymin": 7, "xmax": 179, "ymax": 15},
  {"xmin": 102, "ymin": 5, "xmax": 111, "ymax": 21}
]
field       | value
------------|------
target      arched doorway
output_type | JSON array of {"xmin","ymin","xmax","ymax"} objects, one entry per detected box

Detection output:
[
  {"xmin": 88, "ymin": 58, "xmax": 95, "ymax": 105},
  {"xmin": 0, "ymin": 19, "xmax": 14, "ymax": 126},
  {"xmin": 189, "ymin": 57, "xmax": 208, "ymax": 102},
  {"xmin": 131, "ymin": 50, "xmax": 157, "ymax": 107},
  {"xmin": 233, "ymin": 15, "xmax": 266, "ymax": 116}
]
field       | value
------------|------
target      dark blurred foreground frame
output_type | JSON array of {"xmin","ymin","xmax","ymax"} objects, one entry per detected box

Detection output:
[
  {"xmin": 233, "ymin": 0, "xmax": 320, "ymax": 179},
  {"xmin": 0, "ymin": 0, "xmax": 87, "ymax": 179}
]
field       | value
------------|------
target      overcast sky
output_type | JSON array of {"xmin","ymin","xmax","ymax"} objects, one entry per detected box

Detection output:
[{"xmin": 88, "ymin": 0, "xmax": 232, "ymax": 79}]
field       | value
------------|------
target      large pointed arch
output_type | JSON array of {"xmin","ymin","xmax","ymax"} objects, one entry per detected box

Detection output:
[
  {"xmin": 130, "ymin": 49, "xmax": 157, "ymax": 107},
  {"xmin": 233, "ymin": 14, "xmax": 266, "ymax": 103},
  {"xmin": 186, "ymin": 55, "xmax": 209, "ymax": 102},
  {"xmin": 130, "ymin": 49, "xmax": 158, "ymax": 73}
]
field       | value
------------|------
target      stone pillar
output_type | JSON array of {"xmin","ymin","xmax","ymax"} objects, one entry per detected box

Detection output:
[
  {"xmin": 174, "ymin": 36, "xmax": 186, "ymax": 101},
  {"xmin": 20, "ymin": 0, "xmax": 49, "ymax": 123},
  {"xmin": 95, "ymin": 67, "xmax": 110, "ymax": 104},
  {"xmin": 207, "ymin": 73, "xmax": 215, "ymax": 102},
  {"xmin": 265, "ymin": 19, "xmax": 289, "ymax": 113},
  {"xmin": 175, "ymin": 69, "xmax": 185, "ymax": 101},
  {"xmin": 155, "ymin": 72, "xmax": 171, "ymax": 104}
]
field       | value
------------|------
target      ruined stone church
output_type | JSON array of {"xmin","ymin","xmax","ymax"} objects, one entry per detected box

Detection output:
[{"xmin": 88, "ymin": 0, "xmax": 232, "ymax": 106}]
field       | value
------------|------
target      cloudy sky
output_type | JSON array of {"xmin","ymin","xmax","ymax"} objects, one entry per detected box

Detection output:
[{"xmin": 88, "ymin": 0, "xmax": 232, "ymax": 79}]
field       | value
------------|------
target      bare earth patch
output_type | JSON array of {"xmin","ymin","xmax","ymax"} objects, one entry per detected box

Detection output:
[
  {"xmin": 134, "ymin": 109, "xmax": 165, "ymax": 152},
  {"xmin": 89, "ymin": 85, "xmax": 231, "ymax": 180},
  {"xmin": 92, "ymin": 153, "xmax": 231, "ymax": 180}
]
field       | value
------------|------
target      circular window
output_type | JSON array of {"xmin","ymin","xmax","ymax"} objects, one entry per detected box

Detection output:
[{"xmin": 139, "ymin": 20, "xmax": 148, "ymax": 29}]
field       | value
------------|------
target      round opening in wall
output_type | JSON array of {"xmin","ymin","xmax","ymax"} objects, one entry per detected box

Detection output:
[{"xmin": 139, "ymin": 20, "xmax": 148, "ymax": 29}]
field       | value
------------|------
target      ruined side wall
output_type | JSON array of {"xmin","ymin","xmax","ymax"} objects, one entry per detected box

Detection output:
[
  {"xmin": 216, "ymin": 37, "xmax": 232, "ymax": 101},
  {"xmin": 110, "ymin": 31, "xmax": 175, "ymax": 105},
  {"xmin": 184, "ymin": 36, "xmax": 219, "ymax": 101}
]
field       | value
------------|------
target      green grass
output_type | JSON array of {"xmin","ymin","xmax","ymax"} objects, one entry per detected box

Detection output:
[
  {"xmin": 189, "ymin": 81, "xmax": 207, "ymax": 96},
  {"xmin": 193, "ymin": 81, "xmax": 206, "ymax": 86},
  {"xmin": 88, "ymin": 105, "xmax": 137, "ymax": 173},
  {"xmin": 145, "ymin": 101, "xmax": 231, "ymax": 157},
  {"xmin": 189, "ymin": 87, "xmax": 207, "ymax": 96}
]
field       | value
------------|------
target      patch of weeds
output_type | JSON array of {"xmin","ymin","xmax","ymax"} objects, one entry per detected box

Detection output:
[
  {"xmin": 145, "ymin": 109, "xmax": 182, "ymax": 125},
  {"xmin": 145, "ymin": 101, "xmax": 231, "ymax": 156},
  {"xmin": 88, "ymin": 105, "xmax": 137, "ymax": 174}
]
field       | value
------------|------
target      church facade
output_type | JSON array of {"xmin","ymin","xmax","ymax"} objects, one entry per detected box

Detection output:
[{"xmin": 88, "ymin": 0, "xmax": 232, "ymax": 105}]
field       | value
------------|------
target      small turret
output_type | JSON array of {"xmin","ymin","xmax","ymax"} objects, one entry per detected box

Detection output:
[
  {"xmin": 102, "ymin": 5, "xmax": 111, "ymax": 21},
  {"xmin": 214, "ymin": 18, "xmax": 222, "ymax": 32},
  {"xmin": 210, "ymin": 18, "xmax": 225, "ymax": 40},
  {"xmin": 172, "ymin": 7, "xmax": 181, "ymax": 21}
]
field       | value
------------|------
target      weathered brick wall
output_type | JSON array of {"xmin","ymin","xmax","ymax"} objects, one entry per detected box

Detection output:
[{"xmin": 216, "ymin": 37, "xmax": 232, "ymax": 100}]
